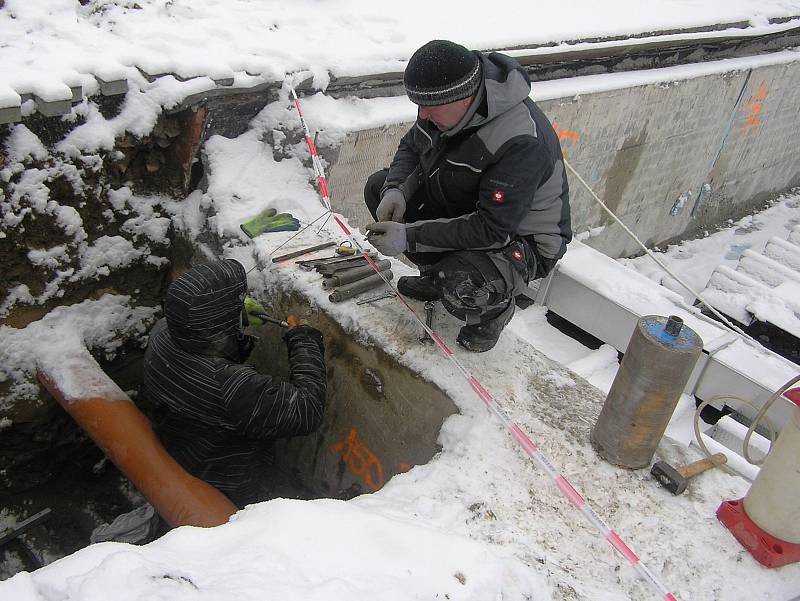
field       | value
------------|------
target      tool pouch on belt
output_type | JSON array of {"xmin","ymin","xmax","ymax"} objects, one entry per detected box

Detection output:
[{"xmin": 487, "ymin": 239, "xmax": 536, "ymax": 297}]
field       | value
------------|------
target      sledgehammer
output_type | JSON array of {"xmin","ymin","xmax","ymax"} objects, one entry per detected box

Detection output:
[{"xmin": 650, "ymin": 453, "xmax": 727, "ymax": 495}]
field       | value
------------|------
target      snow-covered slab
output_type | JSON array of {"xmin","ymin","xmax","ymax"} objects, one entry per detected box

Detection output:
[
  {"xmin": 3, "ymin": 0, "xmax": 800, "ymax": 121},
  {"xmin": 789, "ymin": 225, "xmax": 800, "ymax": 246},
  {"xmin": 764, "ymin": 235, "xmax": 800, "ymax": 271},
  {"xmin": 556, "ymin": 240, "xmax": 734, "ymax": 347},
  {"xmin": 95, "ymin": 76, "xmax": 128, "ymax": 96},
  {"xmin": 749, "ymin": 279, "xmax": 800, "ymax": 338},
  {"xmin": 701, "ymin": 236, "xmax": 800, "ymax": 338},
  {"xmin": 0, "ymin": 105, "xmax": 21, "ymax": 125},
  {"xmin": 737, "ymin": 248, "xmax": 800, "ymax": 288},
  {"xmin": 31, "ymin": 96, "xmax": 71, "ymax": 118},
  {"xmin": 703, "ymin": 264, "xmax": 765, "ymax": 324},
  {"xmin": 0, "ymin": 86, "xmax": 22, "ymax": 124}
]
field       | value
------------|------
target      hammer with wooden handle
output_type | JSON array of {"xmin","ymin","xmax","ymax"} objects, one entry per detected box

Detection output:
[{"xmin": 650, "ymin": 452, "xmax": 728, "ymax": 495}]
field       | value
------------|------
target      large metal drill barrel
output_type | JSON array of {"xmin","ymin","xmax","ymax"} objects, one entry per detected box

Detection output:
[{"xmin": 591, "ymin": 315, "xmax": 703, "ymax": 468}]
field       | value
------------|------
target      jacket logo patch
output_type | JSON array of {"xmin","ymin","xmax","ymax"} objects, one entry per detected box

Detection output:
[
  {"xmin": 511, "ymin": 249, "xmax": 524, "ymax": 261},
  {"xmin": 491, "ymin": 190, "xmax": 505, "ymax": 204}
]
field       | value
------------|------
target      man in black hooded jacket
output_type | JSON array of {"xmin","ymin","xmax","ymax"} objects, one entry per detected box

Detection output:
[
  {"xmin": 143, "ymin": 259, "xmax": 326, "ymax": 507},
  {"xmin": 365, "ymin": 40, "xmax": 571, "ymax": 352}
]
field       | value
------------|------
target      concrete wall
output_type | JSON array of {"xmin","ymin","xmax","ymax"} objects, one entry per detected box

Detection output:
[{"xmin": 327, "ymin": 58, "xmax": 800, "ymax": 258}]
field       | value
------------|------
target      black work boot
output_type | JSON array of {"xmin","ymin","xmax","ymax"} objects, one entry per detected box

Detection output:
[
  {"xmin": 397, "ymin": 275, "xmax": 440, "ymax": 301},
  {"xmin": 456, "ymin": 301, "xmax": 515, "ymax": 352}
]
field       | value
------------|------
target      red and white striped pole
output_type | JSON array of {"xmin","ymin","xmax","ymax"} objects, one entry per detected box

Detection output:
[
  {"xmin": 290, "ymin": 88, "xmax": 331, "ymax": 212},
  {"xmin": 289, "ymin": 87, "xmax": 678, "ymax": 601}
]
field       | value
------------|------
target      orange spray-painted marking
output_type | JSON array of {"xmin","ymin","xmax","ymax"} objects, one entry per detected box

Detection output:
[
  {"xmin": 552, "ymin": 122, "xmax": 580, "ymax": 158},
  {"xmin": 741, "ymin": 81, "xmax": 768, "ymax": 132},
  {"xmin": 553, "ymin": 122, "xmax": 580, "ymax": 142},
  {"xmin": 332, "ymin": 428, "xmax": 385, "ymax": 492}
]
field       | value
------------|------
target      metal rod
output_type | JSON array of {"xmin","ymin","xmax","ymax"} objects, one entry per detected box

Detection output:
[
  {"xmin": 253, "ymin": 312, "xmax": 289, "ymax": 328},
  {"xmin": 420, "ymin": 301, "xmax": 435, "ymax": 344},
  {"xmin": 271, "ymin": 241, "xmax": 337, "ymax": 263},
  {"xmin": 0, "ymin": 508, "xmax": 52, "ymax": 548},
  {"xmin": 356, "ymin": 292, "xmax": 396, "ymax": 305}
]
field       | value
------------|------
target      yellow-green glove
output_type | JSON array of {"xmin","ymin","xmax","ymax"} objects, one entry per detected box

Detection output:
[
  {"xmin": 240, "ymin": 208, "xmax": 301, "ymax": 238},
  {"xmin": 243, "ymin": 295, "xmax": 268, "ymax": 326}
]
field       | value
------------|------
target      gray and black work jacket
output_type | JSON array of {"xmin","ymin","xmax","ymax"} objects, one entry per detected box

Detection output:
[
  {"xmin": 143, "ymin": 259, "xmax": 326, "ymax": 507},
  {"xmin": 386, "ymin": 51, "xmax": 572, "ymax": 263}
]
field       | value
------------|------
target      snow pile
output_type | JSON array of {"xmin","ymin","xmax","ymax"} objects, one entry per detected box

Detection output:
[
  {"xmin": 3, "ymin": 0, "xmax": 800, "ymax": 108},
  {"xmin": 0, "ymin": 294, "xmax": 158, "ymax": 405},
  {"xmin": 2, "ymin": 498, "xmax": 548, "ymax": 601}
]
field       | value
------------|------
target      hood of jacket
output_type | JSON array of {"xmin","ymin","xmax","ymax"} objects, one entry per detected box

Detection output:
[
  {"xmin": 444, "ymin": 51, "xmax": 532, "ymax": 138},
  {"xmin": 163, "ymin": 259, "xmax": 248, "ymax": 359}
]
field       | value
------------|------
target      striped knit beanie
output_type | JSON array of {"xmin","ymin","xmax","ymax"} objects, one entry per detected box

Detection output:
[{"xmin": 403, "ymin": 40, "xmax": 482, "ymax": 106}]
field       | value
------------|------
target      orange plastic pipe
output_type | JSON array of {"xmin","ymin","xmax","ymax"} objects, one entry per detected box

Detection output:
[{"xmin": 37, "ymin": 347, "xmax": 237, "ymax": 528}]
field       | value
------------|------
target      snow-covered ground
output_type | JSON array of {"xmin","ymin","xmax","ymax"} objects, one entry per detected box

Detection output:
[
  {"xmin": 3, "ymin": 87, "xmax": 800, "ymax": 599},
  {"xmin": 3, "ymin": 0, "xmax": 800, "ymax": 109},
  {"xmin": 3, "ymin": 1, "xmax": 800, "ymax": 600}
]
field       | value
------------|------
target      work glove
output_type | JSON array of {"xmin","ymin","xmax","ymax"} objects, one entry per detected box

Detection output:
[
  {"xmin": 283, "ymin": 324, "xmax": 325, "ymax": 352},
  {"xmin": 376, "ymin": 187, "xmax": 406, "ymax": 222},
  {"xmin": 240, "ymin": 207, "xmax": 301, "ymax": 238},
  {"xmin": 365, "ymin": 221, "xmax": 408, "ymax": 257},
  {"xmin": 243, "ymin": 295, "xmax": 268, "ymax": 326}
]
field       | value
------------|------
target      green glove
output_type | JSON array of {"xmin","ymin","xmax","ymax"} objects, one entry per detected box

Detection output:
[
  {"xmin": 240, "ymin": 208, "xmax": 301, "ymax": 238},
  {"xmin": 243, "ymin": 295, "xmax": 268, "ymax": 326}
]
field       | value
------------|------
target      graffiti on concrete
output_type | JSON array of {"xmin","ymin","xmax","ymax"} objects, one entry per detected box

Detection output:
[
  {"xmin": 552, "ymin": 122, "xmax": 580, "ymax": 158},
  {"xmin": 552, "ymin": 122, "xmax": 580, "ymax": 143},
  {"xmin": 741, "ymin": 81, "xmax": 769, "ymax": 132},
  {"xmin": 332, "ymin": 428, "xmax": 385, "ymax": 491}
]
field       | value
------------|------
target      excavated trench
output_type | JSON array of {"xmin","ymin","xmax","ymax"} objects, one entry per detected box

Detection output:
[
  {"xmin": 250, "ymin": 292, "xmax": 458, "ymax": 500},
  {"xmin": 0, "ymin": 97, "xmax": 457, "ymax": 571},
  {"xmin": 0, "ymin": 247, "xmax": 457, "ymax": 579}
]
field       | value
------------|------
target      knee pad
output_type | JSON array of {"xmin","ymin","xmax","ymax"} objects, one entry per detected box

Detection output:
[
  {"xmin": 438, "ymin": 269, "xmax": 489, "ymax": 322},
  {"xmin": 433, "ymin": 252, "xmax": 514, "ymax": 324}
]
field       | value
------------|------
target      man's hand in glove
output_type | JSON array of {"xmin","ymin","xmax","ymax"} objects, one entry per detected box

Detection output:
[
  {"xmin": 365, "ymin": 221, "xmax": 408, "ymax": 256},
  {"xmin": 243, "ymin": 296, "xmax": 268, "ymax": 326},
  {"xmin": 376, "ymin": 187, "xmax": 406, "ymax": 222}
]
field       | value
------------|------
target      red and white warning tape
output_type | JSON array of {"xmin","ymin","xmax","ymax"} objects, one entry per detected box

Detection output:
[{"xmin": 289, "ymin": 87, "xmax": 678, "ymax": 601}]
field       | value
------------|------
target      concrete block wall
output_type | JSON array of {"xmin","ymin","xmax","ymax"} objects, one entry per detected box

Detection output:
[{"xmin": 327, "ymin": 57, "xmax": 800, "ymax": 258}]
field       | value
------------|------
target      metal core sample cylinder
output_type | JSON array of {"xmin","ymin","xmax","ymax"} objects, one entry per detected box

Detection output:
[
  {"xmin": 743, "ymin": 394, "xmax": 800, "ymax": 543},
  {"xmin": 328, "ymin": 270, "xmax": 394, "ymax": 303},
  {"xmin": 322, "ymin": 260, "xmax": 391, "ymax": 289},
  {"xmin": 591, "ymin": 315, "xmax": 703, "ymax": 468}
]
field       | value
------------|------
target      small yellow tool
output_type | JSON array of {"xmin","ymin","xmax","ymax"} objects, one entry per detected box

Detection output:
[{"xmin": 335, "ymin": 241, "xmax": 356, "ymax": 256}]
